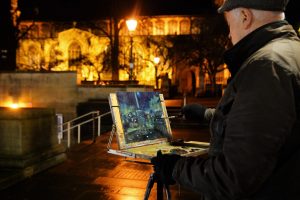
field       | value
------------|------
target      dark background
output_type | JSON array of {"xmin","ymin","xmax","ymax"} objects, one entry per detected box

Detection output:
[
  {"xmin": 19, "ymin": 0, "xmax": 216, "ymax": 20},
  {"xmin": 18, "ymin": 0, "xmax": 299, "ymax": 29}
]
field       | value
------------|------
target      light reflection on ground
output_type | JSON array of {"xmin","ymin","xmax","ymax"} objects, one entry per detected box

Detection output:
[{"xmin": 0, "ymin": 127, "xmax": 209, "ymax": 200}]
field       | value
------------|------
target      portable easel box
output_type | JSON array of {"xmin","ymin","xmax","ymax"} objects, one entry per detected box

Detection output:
[{"xmin": 107, "ymin": 91, "xmax": 209, "ymax": 160}]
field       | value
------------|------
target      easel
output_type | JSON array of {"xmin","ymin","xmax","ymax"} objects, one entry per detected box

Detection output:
[{"xmin": 107, "ymin": 125, "xmax": 172, "ymax": 200}]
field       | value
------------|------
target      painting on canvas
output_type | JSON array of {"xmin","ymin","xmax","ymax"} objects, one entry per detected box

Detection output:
[{"xmin": 116, "ymin": 91, "xmax": 171, "ymax": 144}]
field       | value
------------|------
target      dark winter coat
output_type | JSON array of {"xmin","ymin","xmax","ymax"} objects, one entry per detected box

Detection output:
[{"xmin": 172, "ymin": 20, "xmax": 300, "ymax": 200}]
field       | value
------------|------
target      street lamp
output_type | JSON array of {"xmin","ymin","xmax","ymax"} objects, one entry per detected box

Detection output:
[
  {"xmin": 153, "ymin": 56, "xmax": 160, "ymax": 89},
  {"xmin": 126, "ymin": 19, "xmax": 137, "ymax": 81}
]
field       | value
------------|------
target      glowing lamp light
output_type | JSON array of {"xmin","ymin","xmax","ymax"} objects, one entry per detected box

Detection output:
[
  {"xmin": 154, "ymin": 57, "xmax": 160, "ymax": 64},
  {"xmin": 4, "ymin": 102, "xmax": 33, "ymax": 109},
  {"xmin": 10, "ymin": 103, "xmax": 20, "ymax": 109},
  {"xmin": 126, "ymin": 19, "xmax": 137, "ymax": 32}
]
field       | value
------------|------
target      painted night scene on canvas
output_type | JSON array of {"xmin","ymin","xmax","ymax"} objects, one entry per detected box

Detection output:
[{"xmin": 116, "ymin": 92, "xmax": 170, "ymax": 144}]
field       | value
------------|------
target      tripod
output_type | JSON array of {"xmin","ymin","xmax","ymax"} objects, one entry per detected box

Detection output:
[{"xmin": 144, "ymin": 171, "xmax": 171, "ymax": 200}]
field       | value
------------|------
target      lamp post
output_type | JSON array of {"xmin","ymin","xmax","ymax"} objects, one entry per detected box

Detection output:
[
  {"xmin": 126, "ymin": 19, "xmax": 137, "ymax": 81},
  {"xmin": 153, "ymin": 56, "xmax": 160, "ymax": 89}
]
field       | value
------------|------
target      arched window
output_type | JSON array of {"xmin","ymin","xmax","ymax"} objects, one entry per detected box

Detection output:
[
  {"xmin": 68, "ymin": 42, "xmax": 82, "ymax": 70},
  {"xmin": 155, "ymin": 20, "xmax": 164, "ymax": 35},
  {"xmin": 180, "ymin": 20, "xmax": 190, "ymax": 34},
  {"xmin": 48, "ymin": 46, "xmax": 59, "ymax": 70},
  {"xmin": 147, "ymin": 21, "xmax": 153, "ymax": 35},
  {"xmin": 168, "ymin": 20, "xmax": 177, "ymax": 35},
  {"xmin": 28, "ymin": 45, "xmax": 40, "ymax": 70}
]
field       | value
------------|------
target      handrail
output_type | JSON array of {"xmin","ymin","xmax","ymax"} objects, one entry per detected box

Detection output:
[
  {"xmin": 63, "ymin": 111, "xmax": 100, "ymax": 126},
  {"xmin": 61, "ymin": 118, "xmax": 95, "ymax": 132},
  {"xmin": 58, "ymin": 111, "xmax": 111, "ymax": 148}
]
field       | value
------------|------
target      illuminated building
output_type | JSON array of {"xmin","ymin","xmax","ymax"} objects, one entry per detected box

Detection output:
[{"xmin": 16, "ymin": 15, "xmax": 230, "ymax": 96}]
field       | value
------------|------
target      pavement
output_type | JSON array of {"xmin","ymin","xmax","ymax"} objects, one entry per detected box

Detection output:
[{"xmin": 0, "ymin": 97, "xmax": 219, "ymax": 200}]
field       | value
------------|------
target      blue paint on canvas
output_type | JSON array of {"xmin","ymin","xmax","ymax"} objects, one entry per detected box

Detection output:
[{"xmin": 116, "ymin": 92, "xmax": 170, "ymax": 144}]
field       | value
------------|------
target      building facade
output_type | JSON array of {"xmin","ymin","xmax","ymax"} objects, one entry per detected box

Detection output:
[{"xmin": 17, "ymin": 15, "xmax": 229, "ymax": 97}]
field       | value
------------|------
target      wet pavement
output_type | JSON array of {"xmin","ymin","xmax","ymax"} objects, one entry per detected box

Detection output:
[
  {"xmin": 0, "ymin": 97, "xmax": 218, "ymax": 200},
  {"xmin": 0, "ymin": 125, "xmax": 210, "ymax": 200}
]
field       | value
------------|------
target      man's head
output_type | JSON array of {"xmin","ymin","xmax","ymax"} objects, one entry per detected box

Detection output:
[{"xmin": 219, "ymin": 0, "xmax": 289, "ymax": 45}]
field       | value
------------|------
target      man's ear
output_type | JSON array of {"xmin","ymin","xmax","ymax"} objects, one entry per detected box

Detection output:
[{"xmin": 240, "ymin": 8, "xmax": 253, "ymax": 29}]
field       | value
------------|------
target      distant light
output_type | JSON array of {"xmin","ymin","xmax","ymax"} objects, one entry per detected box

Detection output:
[
  {"xmin": 126, "ymin": 19, "xmax": 137, "ymax": 32},
  {"xmin": 10, "ymin": 103, "xmax": 20, "ymax": 109},
  {"xmin": 4, "ymin": 102, "xmax": 32, "ymax": 109},
  {"xmin": 154, "ymin": 57, "xmax": 160, "ymax": 64}
]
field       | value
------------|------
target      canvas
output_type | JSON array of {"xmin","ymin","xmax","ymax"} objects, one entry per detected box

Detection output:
[
  {"xmin": 108, "ymin": 91, "xmax": 209, "ymax": 160},
  {"xmin": 117, "ymin": 91, "xmax": 171, "ymax": 144}
]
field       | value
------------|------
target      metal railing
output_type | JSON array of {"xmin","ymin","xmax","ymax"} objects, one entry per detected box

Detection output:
[{"xmin": 58, "ymin": 111, "xmax": 111, "ymax": 148}]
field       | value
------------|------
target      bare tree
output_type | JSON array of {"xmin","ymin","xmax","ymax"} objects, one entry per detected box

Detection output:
[
  {"xmin": 83, "ymin": 0, "xmax": 138, "ymax": 81},
  {"xmin": 167, "ymin": 15, "xmax": 230, "ymax": 96},
  {"xmin": 0, "ymin": 0, "xmax": 38, "ymax": 71}
]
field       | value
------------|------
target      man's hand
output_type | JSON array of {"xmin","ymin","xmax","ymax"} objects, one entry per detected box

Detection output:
[
  {"xmin": 150, "ymin": 150, "xmax": 181, "ymax": 185},
  {"xmin": 181, "ymin": 103, "xmax": 207, "ymax": 121}
]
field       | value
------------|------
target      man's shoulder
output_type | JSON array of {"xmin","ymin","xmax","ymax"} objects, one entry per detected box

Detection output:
[{"xmin": 247, "ymin": 37, "xmax": 300, "ymax": 71}]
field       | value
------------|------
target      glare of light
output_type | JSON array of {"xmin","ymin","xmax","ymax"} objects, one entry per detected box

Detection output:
[
  {"xmin": 10, "ymin": 103, "xmax": 20, "ymax": 109},
  {"xmin": 4, "ymin": 102, "xmax": 32, "ymax": 109},
  {"xmin": 154, "ymin": 57, "xmax": 160, "ymax": 64},
  {"xmin": 126, "ymin": 19, "xmax": 137, "ymax": 32}
]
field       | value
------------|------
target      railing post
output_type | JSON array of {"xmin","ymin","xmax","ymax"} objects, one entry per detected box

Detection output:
[
  {"xmin": 67, "ymin": 122, "xmax": 71, "ymax": 148},
  {"xmin": 56, "ymin": 114, "xmax": 63, "ymax": 144},
  {"xmin": 97, "ymin": 111, "xmax": 101, "ymax": 136},
  {"xmin": 78, "ymin": 125, "xmax": 81, "ymax": 144},
  {"xmin": 183, "ymin": 93, "xmax": 187, "ymax": 107},
  {"xmin": 92, "ymin": 112, "xmax": 96, "ymax": 143}
]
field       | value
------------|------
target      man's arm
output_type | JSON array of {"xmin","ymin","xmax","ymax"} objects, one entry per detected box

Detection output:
[{"xmin": 173, "ymin": 60, "xmax": 296, "ymax": 199}]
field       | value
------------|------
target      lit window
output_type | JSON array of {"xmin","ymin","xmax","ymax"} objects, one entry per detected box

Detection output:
[
  {"xmin": 49, "ymin": 46, "xmax": 59, "ymax": 70},
  {"xmin": 28, "ymin": 45, "xmax": 40, "ymax": 70},
  {"xmin": 68, "ymin": 42, "xmax": 82, "ymax": 70},
  {"xmin": 155, "ymin": 20, "xmax": 164, "ymax": 35},
  {"xmin": 180, "ymin": 20, "xmax": 190, "ymax": 34},
  {"xmin": 168, "ymin": 20, "xmax": 177, "ymax": 35}
]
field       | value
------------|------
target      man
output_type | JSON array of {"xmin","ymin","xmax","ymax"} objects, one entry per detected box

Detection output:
[{"xmin": 151, "ymin": 0, "xmax": 300, "ymax": 199}]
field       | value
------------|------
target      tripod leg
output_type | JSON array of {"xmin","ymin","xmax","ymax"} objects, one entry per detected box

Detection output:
[
  {"xmin": 144, "ymin": 173, "xmax": 155, "ymax": 200},
  {"xmin": 144, "ymin": 172, "xmax": 172, "ymax": 200},
  {"xmin": 157, "ymin": 178, "xmax": 164, "ymax": 200},
  {"xmin": 165, "ymin": 184, "xmax": 171, "ymax": 200}
]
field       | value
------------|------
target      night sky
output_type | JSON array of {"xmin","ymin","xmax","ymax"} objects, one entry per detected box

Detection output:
[
  {"xmin": 18, "ymin": 0, "xmax": 217, "ymax": 20},
  {"xmin": 19, "ymin": 0, "xmax": 299, "ymax": 28}
]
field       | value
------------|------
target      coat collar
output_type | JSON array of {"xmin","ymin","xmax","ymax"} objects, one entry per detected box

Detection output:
[{"xmin": 224, "ymin": 20, "xmax": 297, "ymax": 78}]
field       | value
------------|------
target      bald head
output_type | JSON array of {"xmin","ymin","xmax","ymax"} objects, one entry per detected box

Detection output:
[{"xmin": 224, "ymin": 8, "xmax": 285, "ymax": 45}]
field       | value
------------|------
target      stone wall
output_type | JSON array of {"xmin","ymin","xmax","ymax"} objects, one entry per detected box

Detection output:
[
  {"xmin": 0, "ymin": 107, "xmax": 66, "ymax": 168},
  {"xmin": 0, "ymin": 72, "xmax": 154, "ymax": 121},
  {"xmin": 0, "ymin": 72, "xmax": 78, "ymax": 121}
]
